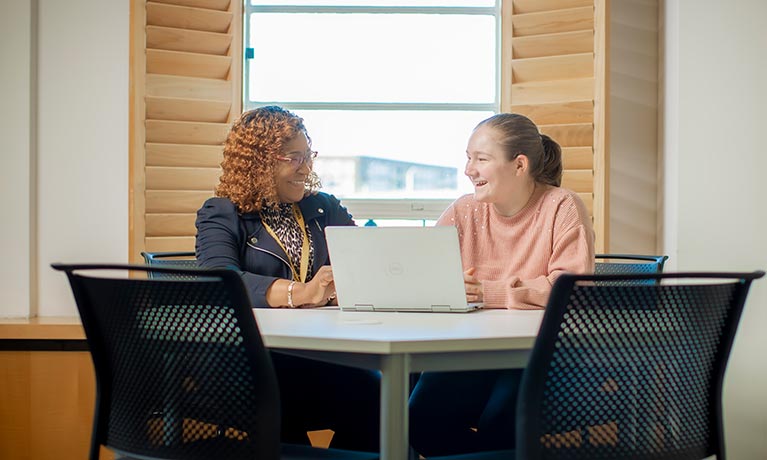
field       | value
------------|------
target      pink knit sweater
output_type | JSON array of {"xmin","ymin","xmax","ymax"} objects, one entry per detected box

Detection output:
[{"xmin": 437, "ymin": 185, "xmax": 595, "ymax": 309}]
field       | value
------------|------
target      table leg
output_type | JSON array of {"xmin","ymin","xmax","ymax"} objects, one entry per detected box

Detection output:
[{"xmin": 380, "ymin": 354, "xmax": 410, "ymax": 460}]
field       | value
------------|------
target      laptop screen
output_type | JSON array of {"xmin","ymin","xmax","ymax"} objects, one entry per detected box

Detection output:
[{"xmin": 325, "ymin": 226, "xmax": 479, "ymax": 312}]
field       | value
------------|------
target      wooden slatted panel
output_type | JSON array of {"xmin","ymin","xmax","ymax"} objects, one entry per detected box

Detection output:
[
  {"xmin": 132, "ymin": 0, "xmax": 241, "ymax": 258},
  {"xmin": 147, "ymin": 49, "xmax": 232, "ymax": 79},
  {"xmin": 146, "ymin": 190, "xmax": 216, "ymax": 213},
  {"xmin": 512, "ymin": 0, "xmax": 592, "ymax": 14},
  {"xmin": 539, "ymin": 123, "xmax": 593, "ymax": 147},
  {"xmin": 146, "ymin": 26, "xmax": 232, "ymax": 55},
  {"xmin": 510, "ymin": 78, "xmax": 594, "ymax": 106},
  {"xmin": 151, "ymin": 0, "xmax": 231, "ymax": 11},
  {"xmin": 145, "ymin": 236, "xmax": 197, "ymax": 252},
  {"xmin": 146, "ymin": 166, "xmax": 222, "ymax": 191},
  {"xmin": 146, "ymin": 2, "xmax": 233, "ymax": 33},
  {"xmin": 145, "ymin": 120, "xmax": 229, "ymax": 145},
  {"xmin": 512, "ymin": 7, "xmax": 594, "ymax": 37},
  {"xmin": 146, "ymin": 143, "xmax": 223, "ymax": 167},
  {"xmin": 561, "ymin": 170, "xmax": 593, "ymax": 193},
  {"xmin": 512, "ymin": 53, "xmax": 593, "ymax": 83},
  {"xmin": 510, "ymin": 101, "xmax": 593, "ymax": 125},
  {"xmin": 505, "ymin": 0, "xmax": 607, "ymax": 251},
  {"xmin": 145, "ymin": 96, "xmax": 231, "ymax": 122},
  {"xmin": 146, "ymin": 74, "xmax": 232, "ymax": 100},
  {"xmin": 512, "ymin": 30, "xmax": 594, "ymax": 59},
  {"xmin": 146, "ymin": 213, "xmax": 197, "ymax": 236},
  {"xmin": 562, "ymin": 147, "xmax": 592, "ymax": 169}
]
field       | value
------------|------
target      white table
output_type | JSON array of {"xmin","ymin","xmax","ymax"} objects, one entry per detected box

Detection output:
[{"xmin": 254, "ymin": 308, "xmax": 544, "ymax": 460}]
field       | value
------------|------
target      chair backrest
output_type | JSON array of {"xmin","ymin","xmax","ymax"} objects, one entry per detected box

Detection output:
[
  {"xmin": 517, "ymin": 271, "xmax": 764, "ymax": 460},
  {"xmin": 594, "ymin": 254, "xmax": 669, "ymax": 285},
  {"xmin": 141, "ymin": 251, "xmax": 198, "ymax": 279},
  {"xmin": 52, "ymin": 264, "xmax": 280, "ymax": 460}
]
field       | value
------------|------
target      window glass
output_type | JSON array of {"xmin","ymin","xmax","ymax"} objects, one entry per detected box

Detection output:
[{"xmin": 248, "ymin": 13, "xmax": 495, "ymax": 104}]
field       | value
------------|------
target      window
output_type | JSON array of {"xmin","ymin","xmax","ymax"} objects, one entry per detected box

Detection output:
[{"xmin": 244, "ymin": 0, "xmax": 500, "ymax": 221}]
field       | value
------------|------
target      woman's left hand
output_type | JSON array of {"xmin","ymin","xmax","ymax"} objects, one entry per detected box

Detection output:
[
  {"xmin": 463, "ymin": 267, "xmax": 483, "ymax": 303},
  {"xmin": 298, "ymin": 265, "xmax": 336, "ymax": 307}
]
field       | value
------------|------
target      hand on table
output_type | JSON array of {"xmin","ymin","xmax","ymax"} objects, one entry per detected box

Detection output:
[
  {"xmin": 297, "ymin": 265, "xmax": 337, "ymax": 308},
  {"xmin": 464, "ymin": 267, "xmax": 483, "ymax": 303}
]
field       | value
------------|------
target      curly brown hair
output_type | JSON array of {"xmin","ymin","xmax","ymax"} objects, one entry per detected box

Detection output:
[{"xmin": 215, "ymin": 106, "xmax": 321, "ymax": 213}]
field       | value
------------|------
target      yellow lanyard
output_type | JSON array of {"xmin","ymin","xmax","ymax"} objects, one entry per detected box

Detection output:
[{"xmin": 261, "ymin": 204, "xmax": 310, "ymax": 282}]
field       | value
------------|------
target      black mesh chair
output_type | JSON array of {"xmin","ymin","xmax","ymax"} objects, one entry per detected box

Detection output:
[
  {"xmin": 594, "ymin": 254, "xmax": 668, "ymax": 285},
  {"xmin": 432, "ymin": 270, "xmax": 764, "ymax": 460},
  {"xmin": 52, "ymin": 263, "xmax": 378, "ymax": 460},
  {"xmin": 140, "ymin": 251, "xmax": 198, "ymax": 279}
]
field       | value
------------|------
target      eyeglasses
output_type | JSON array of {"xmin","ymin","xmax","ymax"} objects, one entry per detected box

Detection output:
[{"xmin": 276, "ymin": 150, "xmax": 318, "ymax": 168}]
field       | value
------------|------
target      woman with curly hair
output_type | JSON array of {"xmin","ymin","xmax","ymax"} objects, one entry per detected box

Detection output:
[{"xmin": 195, "ymin": 106, "xmax": 379, "ymax": 452}]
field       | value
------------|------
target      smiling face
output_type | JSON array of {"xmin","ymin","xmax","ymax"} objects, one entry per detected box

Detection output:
[
  {"xmin": 465, "ymin": 124, "xmax": 533, "ymax": 216},
  {"xmin": 274, "ymin": 132, "xmax": 312, "ymax": 203}
]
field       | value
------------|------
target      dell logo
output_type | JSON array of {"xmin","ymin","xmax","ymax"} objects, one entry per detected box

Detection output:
[{"xmin": 387, "ymin": 262, "xmax": 404, "ymax": 276}]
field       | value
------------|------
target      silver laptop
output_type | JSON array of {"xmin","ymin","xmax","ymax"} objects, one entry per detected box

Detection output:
[{"xmin": 325, "ymin": 226, "xmax": 482, "ymax": 313}]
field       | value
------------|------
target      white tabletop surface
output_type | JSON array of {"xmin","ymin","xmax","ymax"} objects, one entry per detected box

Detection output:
[{"xmin": 254, "ymin": 308, "xmax": 544, "ymax": 354}]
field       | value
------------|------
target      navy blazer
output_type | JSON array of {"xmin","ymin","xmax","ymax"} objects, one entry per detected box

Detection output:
[{"xmin": 195, "ymin": 193, "xmax": 355, "ymax": 307}]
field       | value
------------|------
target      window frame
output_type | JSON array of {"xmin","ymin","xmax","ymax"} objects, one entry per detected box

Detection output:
[{"xmin": 242, "ymin": 1, "xmax": 502, "ymax": 220}]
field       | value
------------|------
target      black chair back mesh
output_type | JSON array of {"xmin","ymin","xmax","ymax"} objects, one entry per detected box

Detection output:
[
  {"xmin": 517, "ymin": 271, "xmax": 763, "ymax": 460},
  {"xmin": 594, "ymin": 254, "xmax": 669, "ymax": 286},
  {"xmin": 52, "ymin": 264, "xmax": 280, "ymax": 460},
  {"xmin": 141, "ymin": 252, "xmax": 199, "ymax": 279}
]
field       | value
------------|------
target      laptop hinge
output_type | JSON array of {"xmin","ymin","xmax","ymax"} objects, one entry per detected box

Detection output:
[
  {"xmin": 431, "ymin": 305, "xmax": 451, "ymax": 312},
  {"xmin": 353, "ymin": 304, "xmax": 374, "ymax": 312}
]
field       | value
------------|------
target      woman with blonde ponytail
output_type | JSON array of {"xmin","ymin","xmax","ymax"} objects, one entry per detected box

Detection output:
[{"xmin": 409, "ymin": 113, "xmax": 595, "ymax": 456}]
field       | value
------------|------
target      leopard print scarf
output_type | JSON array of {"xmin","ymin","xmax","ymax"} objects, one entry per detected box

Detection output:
[{"xmin": 259, "ymin": 203, "xmax": 315, "ymax": 281}]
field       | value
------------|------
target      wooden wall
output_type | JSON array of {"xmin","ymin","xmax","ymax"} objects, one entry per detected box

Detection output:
[
  {"xmin": 502, "ymin": 0, "xmax": 609, "ymax": 251},
  {"xmin": 130, "ymin": 0, "xmax": 242, "ymax": 261}
]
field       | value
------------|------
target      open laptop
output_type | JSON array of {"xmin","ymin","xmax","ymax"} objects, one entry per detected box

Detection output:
[{"xmin": 325, "ymin": 226, "xmax": 482, "ymax": 313}]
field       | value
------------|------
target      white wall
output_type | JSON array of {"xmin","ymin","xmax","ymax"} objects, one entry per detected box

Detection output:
[
  {"xmin": 0, "ymin": 0, "xmax": 129, "ymax": 318},
  {"xmin": 663, "ymin": 0, "xmax": 767, "ymax": 457},
  {"xmin": 610, "ymin": 0, "xmax": 659, "ymax": 254},
  {"xmin": 0, "ymin": 1, "xmax": 35, "ymax": 317}
]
